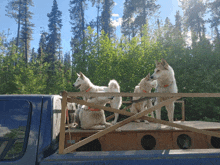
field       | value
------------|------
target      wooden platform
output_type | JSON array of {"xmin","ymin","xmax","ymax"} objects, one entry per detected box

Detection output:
[{"xmin": 64, "ymin": 121, "xmax": 220, "ymax": 152}]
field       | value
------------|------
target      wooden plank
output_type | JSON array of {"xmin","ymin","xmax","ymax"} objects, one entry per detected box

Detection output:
[
  {"xmin": 106, "ymin": 97, "xmax": 150, "ymax": 121},
  {"xmin": 70, "ymin": 97, "xmax": 156, "ymax": 117},
  {"xmin": 142, "ymin": 117, "xmax": 220, "ymax": 138},
  {"xmin": 62, "ymin": 97, "xmax": 179, "ymax": 154},
  {"xmin": 67, "ymin": 92, "xmax": 220, "ymax": 98},
  {"xmin": 106, "ymin": 104, "xmax": 132, "ymax": 121},
  {"xmin": 59, "ymin": 91, "xmax": 68, "ymax": 154}
]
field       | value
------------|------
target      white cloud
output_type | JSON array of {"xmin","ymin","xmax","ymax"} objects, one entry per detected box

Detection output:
[
  {"xmin": 184, "ymin": 31, "xmax": 213, "ymax": 47},
  {"xmin": 111, "ymin": 17, "xmax": 123, "ymax": 27},
  {"xmin": 178, "ymin": 0, "xmax": 208, "ymax": 6},
  {"xmin": 112, "ymin": 13, "xmax": 119, "ymax": 17}
]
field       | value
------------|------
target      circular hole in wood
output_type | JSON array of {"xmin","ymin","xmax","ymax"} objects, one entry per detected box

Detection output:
[
  {"xmin": 211, "ymin": 136, "xmax": 220, "ymax": 148},
  {"xmin": 76, "ymin": 137, "xmax": 101, "ymax": 152},
  {"xmin": 177, "ymin": 134, "xmax": 191, "ymax": 149},
  {"xmin": 141, "ymin": 135, "xmax": 156, "ymax": 150}
]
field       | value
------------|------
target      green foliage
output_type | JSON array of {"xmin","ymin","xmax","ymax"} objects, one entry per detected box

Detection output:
[{"xmin": 1, "ymin": 13, "xmax": 220, "ymax": 122}]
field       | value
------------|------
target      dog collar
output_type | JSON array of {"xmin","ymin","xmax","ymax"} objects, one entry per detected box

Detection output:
[
  {"xmin": 86, "ymin": 87, "xmax": 91, "ymax": 92},
  {"xmin": 143, "ymin": 90, "xmax": 147, "ymax": 93},
  {"xmin": 163, "ymin": 81, "xmax": 173, "ymax": 88},
  {"xmin": 88, "ymin": 107, "xmax": 100, "ymax": 111}
]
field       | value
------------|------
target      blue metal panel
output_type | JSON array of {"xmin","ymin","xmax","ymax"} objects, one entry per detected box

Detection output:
[
  {"xmin": 37, "ymin": 96, "xmax": 53, "ymax": 158},
  {"xmin": 0, "ymin": 95, "xmax": 44, "ymax": 165},
  {"xmin": 37, "ymin": 96, "xmax": 60, "ymax": 161},
  {"xmin": 40, "ymin": 149, "xmax": 220, "ymax": 165}
]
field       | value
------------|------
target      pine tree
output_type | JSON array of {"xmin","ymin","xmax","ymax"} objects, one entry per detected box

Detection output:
[
  {"xmin": 208, "ymin": 0, "xmax": 220, "ymax": 40},
  {"xmin": 30, "ymin": 47, "xmax": 37, "ymax": 62},
  {"xmin": 174, "ymin": 10, "xmax": 182, "ymax": 33},
  {"xmin": 69, "ymin": 0, "xmax": 87, "ymax": 55},
  {"xmin": 134, "ymin": 0, "xmax": 160, "ymax": 37},
  {"xmin": 20, "ymin": 0, "xmax": 34, "ymax": 65},
  {"xmin": 122, "ymin": 0, "xmax": 160, "ymax": 38},
  {"xmin": 5, "ymin": 0, "xmax": 30, "ymax": 53},
  {"xmin": 37, "ymin": 31, "xmax": 48, "ymax": 61},
  {"xmin": 180, "ymin": 0, "xmax": 206, "ymax": 41},
  {"xmin": 46, "ymin": 0, "xmax": 62, "ymax": 64},
  {"xmin": 121, "ymin": 0, "xmax": 136, "ymax": 40},
  {"xmin": 101, "ymin": 0, "xmax": 114, "ymax": 38}
]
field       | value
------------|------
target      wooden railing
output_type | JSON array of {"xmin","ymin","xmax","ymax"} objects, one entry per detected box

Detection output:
[{"xmin": 59, "ymin": 92, "xmax": 220, "ymax": 154}]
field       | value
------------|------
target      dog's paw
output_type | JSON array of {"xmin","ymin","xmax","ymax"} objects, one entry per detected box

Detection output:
[
  {"xmin": 144, "ymin": 120, "xmax": 150, "ymax": 124},
  {"xmin": 111, "ymin": 121, "xmax": 117, "ymax": 125},
  {"xmin": 156, "ymin": 124, "xmax": 161, "ymax": 130},
  {"xmin": 105, "ymin": 122, "xmax": 112, "ymax": 128}
]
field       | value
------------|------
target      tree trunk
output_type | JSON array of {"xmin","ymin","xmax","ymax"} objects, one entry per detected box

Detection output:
[
  {"xmin": 80, "ymin": 0, "xmax": 85, "ymax": 58},
  {"xmin": 16, "ymin": 0, "xmax": 21, "ymax": 53}
]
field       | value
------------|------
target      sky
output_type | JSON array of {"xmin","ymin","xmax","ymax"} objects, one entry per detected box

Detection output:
[{"xmin": 0, "ymin": 0, "xmax": 183, "ymax": 54}]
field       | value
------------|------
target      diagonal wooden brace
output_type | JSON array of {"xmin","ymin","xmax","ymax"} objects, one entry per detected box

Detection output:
[
  {"xmin": 106, "ymin": 97, "xmax": 151, "ymax": 121},
  {"xmin": 69, "ymin": 96, "xmax": 220, "ymax": 139},
  {"xmin": 62, "ymin": 97, "xmax": 180, "ymax": 154}
]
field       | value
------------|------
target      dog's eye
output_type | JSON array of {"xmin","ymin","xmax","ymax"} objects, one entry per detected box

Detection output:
[{"xmin": 157, "ymin": 70, "xmax": 160, "ymax": 73}]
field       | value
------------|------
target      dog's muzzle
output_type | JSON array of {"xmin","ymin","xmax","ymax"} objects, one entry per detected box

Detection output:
[{"xmin": 73, "ymin": 84, "xmax": 81, "ymax": 89}]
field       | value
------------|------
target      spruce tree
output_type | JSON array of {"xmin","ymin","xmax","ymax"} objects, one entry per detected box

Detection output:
[
  {"xmin": 20, "ymin": 0, "xmax": 34, "ymax": 65},
  {"xmin": 180, "ymin": 0, "xmax": 206, "ymax": 41},
  {"xmin": 122, "ymin": 0, "xmax": 160, "ymax": 38},
  {"xmin": 208, "ymin": 0, "xmax": 220, "ymax": 40},
  {"xmin": 69, "ymin": 0, "xmax": 87, "ymax": 55},
  {"xmin": 46, "ymin": 0, "xmax": 62, "ymax": 64},
  {"xmin": 101, "ymin": 0, "xmax": 114, "ymax": 38}
]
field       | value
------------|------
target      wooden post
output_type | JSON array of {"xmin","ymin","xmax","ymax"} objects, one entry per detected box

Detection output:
[
  {"xmin": 62, "ymin": 97, "xmax": 180, "ymax": 154},
  {"xmin": 67, "ymin": 92, "xmax": 220, "ymax": 98},
  {"xmin": 59, "ymin": 91, "xmax": 67, "ymax": 154},
  {"xmin": 182, "ymin": 100, "xmax": 185, "ymax": 121}
]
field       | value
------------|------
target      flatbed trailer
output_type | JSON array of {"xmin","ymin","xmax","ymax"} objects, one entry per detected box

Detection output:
[{"xmin": 59, "ymin": 91, "xmax": 220, "ymax": 154}]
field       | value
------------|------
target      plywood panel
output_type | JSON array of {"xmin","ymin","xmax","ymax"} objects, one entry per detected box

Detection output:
[
  {"xmin": 173, "ymin": 132, "xmax": 195, "ymax": 149},
  {"xmin": 99, "ymin": 132, "xmax": 138, "ymax": 151},
  {"xmin": 136, "ymin": 132, "xmax": 173, "ymax": 150}
]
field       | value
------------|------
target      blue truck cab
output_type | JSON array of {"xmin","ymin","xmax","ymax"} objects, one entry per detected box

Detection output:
[{"xmin": 0, "ymin": 95, "xmax": 220, "ymax": 165}]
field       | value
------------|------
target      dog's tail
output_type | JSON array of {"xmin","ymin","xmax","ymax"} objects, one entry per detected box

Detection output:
[{"xmin": 108, "ymin": 79, "xmax": 120, "ymax": 92}]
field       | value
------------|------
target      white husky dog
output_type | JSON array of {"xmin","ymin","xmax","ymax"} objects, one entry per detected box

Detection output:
[
  {"xmin": 73, "ymin": 72, "xmax": 122, "ymax": 124},
  {"xmin": 130, "ymin": 73, "xmax": 157, "ymax": 123},
  {"xmin": 150, "ymin": 59, "xmax": 178, "ymax": 123},
  {"xmin": 75, "ymin": 95, "xmax": 114, "ymax": 129}
]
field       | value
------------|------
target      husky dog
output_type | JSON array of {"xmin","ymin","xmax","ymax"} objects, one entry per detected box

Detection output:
[
  {"xmin": 75, "ymin": 95, "xmax": 114, "ymax": 129},
  {"xmin": 73, "ymin": 72, "xmax": 122, "ymax": 124},
  {"xmin": 150, "ymin": 59, "xmax": 178, "ymax": 123},
  {"xmin": 66, "ymin": 103, "xmax": 77, "ymax": 124},
  {"xmin": 130, "ymin": 73, "xmax": 157, "ymax": 123}
]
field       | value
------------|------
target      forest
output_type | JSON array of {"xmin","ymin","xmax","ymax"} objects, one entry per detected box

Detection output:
[{"xmin": 0, "ymin": 0, "xmax": 220, "ymax": 122}]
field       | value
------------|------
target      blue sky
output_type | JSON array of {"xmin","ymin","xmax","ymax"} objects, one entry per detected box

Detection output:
[{"xmin": 0, "ymin": 0, "xmax": 182, "ymax": 54}]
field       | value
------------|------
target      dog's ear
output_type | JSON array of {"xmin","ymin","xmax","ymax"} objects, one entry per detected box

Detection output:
[
  {"xmin": 155, "ymin": 60, "xmax": 160, "ymax": 66},
  {"xmin": 161, "ymin": 59, "xmax": 169, "ymax": 69},
  {"xmin": 79, "ymin": 72, "xmax": 85, "ymax": 79},
  {"xmin": 151, "ymin": 80, "xmax": 157, "ymax": 88},
  {"xmin": 145, "ymin": 73, "xmax": 150, "ymax": 79},
  {"xmin": 77, "ymin": 73, "xmax": 80, "ymax": 77}
]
